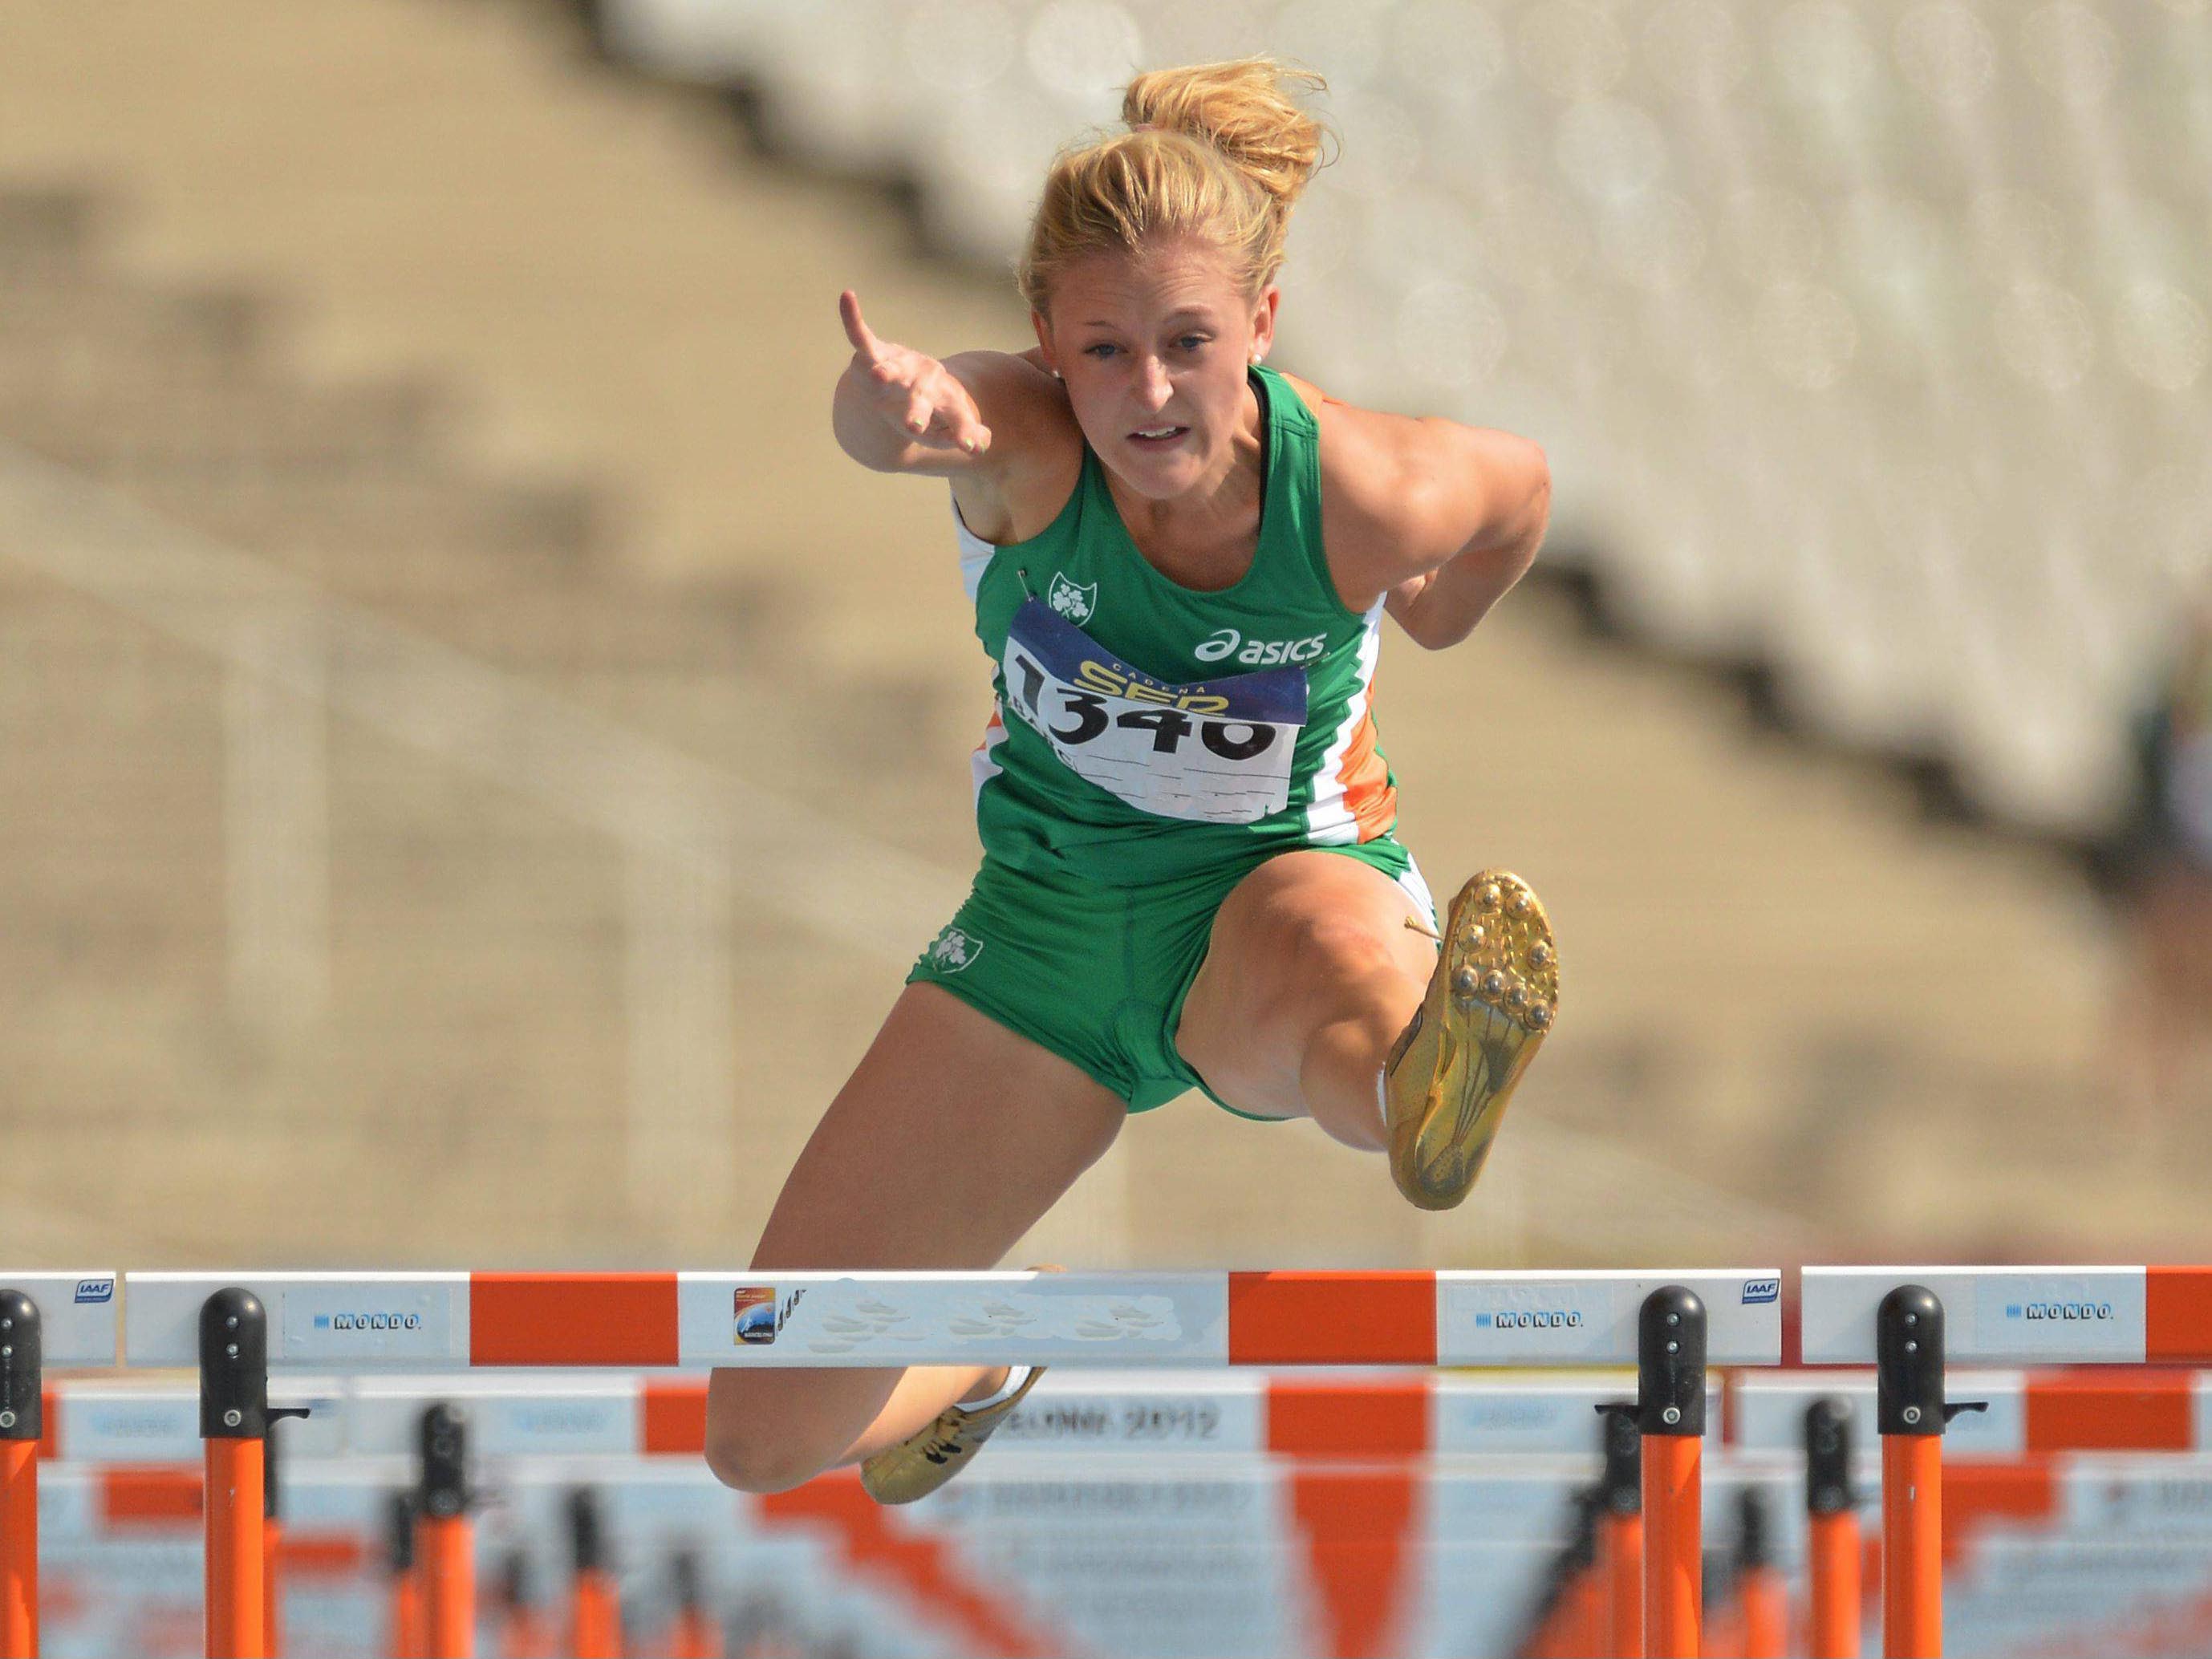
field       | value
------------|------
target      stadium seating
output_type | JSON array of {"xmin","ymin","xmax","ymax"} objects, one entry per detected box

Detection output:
[{"xmin": 605, "ymin": 0, "xmax": 2212, "ymax": 838}]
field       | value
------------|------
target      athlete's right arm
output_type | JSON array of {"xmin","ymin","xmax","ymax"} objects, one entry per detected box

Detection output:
[{"xmin": 831, "ymin": 290, "xmax": 1058, "ymax": 481}]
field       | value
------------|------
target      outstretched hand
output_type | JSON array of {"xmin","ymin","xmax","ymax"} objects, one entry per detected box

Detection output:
[{"xmin": 840, "ymin": 290, "xmax": 992, "ymax": 456}]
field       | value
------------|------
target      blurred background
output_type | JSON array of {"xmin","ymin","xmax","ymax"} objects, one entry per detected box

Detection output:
[{"xmin": 2, "ymin": 0, "xmax": 2208, "ymax": 1281}]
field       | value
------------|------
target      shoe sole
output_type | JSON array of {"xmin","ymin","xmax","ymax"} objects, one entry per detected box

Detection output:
[{"xmin": 1385, "ymin": 870, "xmax": 1557, "ymax": 1211}]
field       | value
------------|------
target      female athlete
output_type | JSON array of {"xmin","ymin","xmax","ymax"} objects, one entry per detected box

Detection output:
[{"xmin": 706, "ymin": 57, "xmax": 1557, "ymax": 1503}]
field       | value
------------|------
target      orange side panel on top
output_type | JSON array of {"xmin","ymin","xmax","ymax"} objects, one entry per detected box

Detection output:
[
  {"xmin": 101, "ymin": 1466, "xmax": 202, "ymax": 1527},
  {"xmin": 36, "ymin": 1389, "xmax": 56, "ymax": 1462},
  {"xmin": 1228, "ymin": 1272, "xmax": 1435, "ymax": 1366},
  {"xmin": 1267, "ymin": 1379, "xmax": 1431, "ymax": 1458},
  {"xmin": 469, "ymin": 1273, "xmax": 680, "ymax": 1367},
  {"xmin": 643, "ymin": 1381, "xmax": 711, "ymax": 1455},
  {"xmin": 2026, "ymin": 1369, "xmax": 2194, "ymax": 1452},
  {"xmin": 2147, "ymin": 1266, "xmax": 2212, "ymax": 1362}
]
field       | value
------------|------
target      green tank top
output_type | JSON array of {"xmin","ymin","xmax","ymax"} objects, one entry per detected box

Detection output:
[{"xmin": 950, "ymin": 363, "xmax": 1400, "ymax": 882}]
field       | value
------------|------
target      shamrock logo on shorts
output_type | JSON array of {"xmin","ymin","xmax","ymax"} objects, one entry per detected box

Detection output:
[{"xmin": 928, "ymin": 926, "xmax": 984, "ymax": 973}]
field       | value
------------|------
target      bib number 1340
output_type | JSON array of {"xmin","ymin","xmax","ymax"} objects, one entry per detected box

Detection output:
[{"xmin": 1000, "ymin": 597, "xmax": 1309, "ymax": 825}]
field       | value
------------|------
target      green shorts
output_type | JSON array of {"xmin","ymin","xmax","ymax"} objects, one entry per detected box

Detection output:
[{"xmin": 907, "ymin": 840, "xmax": 1435, "ymax": 1116}]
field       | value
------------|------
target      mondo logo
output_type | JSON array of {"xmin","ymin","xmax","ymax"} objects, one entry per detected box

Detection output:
[
  {"xmin": 2015, "ymin": 1300, "xmax": 2116, "ymax": 1322},
  {"xmin": 319, "ymin": 1312, "xmax": 424, "ymax": 1332},
  {"xmin": 1491, "ymin": 1309, "xmax": 1583, "ymax": 1330},
  {"xmin": 1193, "ymin": 627, "xmax": 1328, "ymax": 667}
]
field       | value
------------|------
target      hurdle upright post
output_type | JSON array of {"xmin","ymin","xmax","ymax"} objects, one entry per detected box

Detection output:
[
  {"xmin": 1595, "ymin": 1403, "xmax": 1644, "ymax": 1659},
  {"xmin": 262, "ymin": 1417, "xmax": 285, "ymax": 1659},
  {"xmin": 1638, "ymin": 1285, "xmax": 1706, "ymax": 1659},
  {"xmin": 668, "ymin": 1551, "xmax": 718, "ymax": 1659},
  {"xmin": 0, "ymin": 1292, "xmax": 40, "ymax": 1659},
  {"xmin": 566, "ymin": 1487, "xmax": 621, "ymax": 1659},
  {"xmin": 386, "ymin": 1495, "xmax": 424, "ymax": 1659},
  {"xmin": 201, "ymin": 1288, "xmax": 270, "ymax": 1659},
  {"xmin": 1561, "ymin": 1487, "xmax": 1605, "ymax": 1656},
  {"xmin": 1735, "ymin": 1487, "xmax": 1787, "ymax": 1659},
  {"xmin": 1804, "ymin": 1398, "xmax": 1861, "ymax": 1659},
  {"xmin": 416, "ymin": 1405, "xmax": 474, "ymax": 1658},
  {"xmin": 1877, "ymin": 1285, "xmax": 1946, "ymax": 1658}
]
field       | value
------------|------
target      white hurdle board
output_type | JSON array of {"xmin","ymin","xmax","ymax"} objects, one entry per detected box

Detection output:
[
  {"xmin": 122, "ymin": 1269, "xmax": 1784, "ymax": 1369},
  {"xmin": 35, "ymin": 1369, "xmax": 1729, "ymax": 1462},
  {"xmin": 1801, "ymin": 1266, "xmax": 2212, "ymax": 1365},
  {"xmin": 0, "ymin": 1271, "xmax": 121, "ymax": 1364}
]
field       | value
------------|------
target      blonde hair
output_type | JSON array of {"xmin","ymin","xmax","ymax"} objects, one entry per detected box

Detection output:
[{"xmin": 1017, "ymin": 56, "xmax": 1336, "ymax": 318}]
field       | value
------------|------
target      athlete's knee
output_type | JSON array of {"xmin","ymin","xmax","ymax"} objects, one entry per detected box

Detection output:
[
  {"xmin": 704, "ymin": 1423, "xmax": 825, "ymax": 1495},
  {"xmin": 1281, "ymin": 910, "xmax": 1410, "ymax": 1000},
  {"xmin": 703, "ymin": 1377, "xmax": 834, "ymax": 1495}
]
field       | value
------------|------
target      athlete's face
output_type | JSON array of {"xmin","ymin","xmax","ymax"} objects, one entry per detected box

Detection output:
[{"xmin": 1033, "ymin": 237, "xmax": 1278, "ymax": 501}]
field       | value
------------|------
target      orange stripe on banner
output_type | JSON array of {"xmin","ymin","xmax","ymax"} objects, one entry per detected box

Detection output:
[
  {"xmin": 1942, "ymin": 1460, "xmax": 2056, "ymax": 1564},
  {"xmin": 1228, "ymin": 1273, "xmax": 1435, "ymax": 1366},
  {"xmin": 469, "ymin": 1273, "xmax": 680, "ymax": 1366},
  {"xmin": 642, "ymin": 1381, "xmax": 710, "ymax": 1455},
  {"xmin": 1267, "ymin": 1379, "xmax": 1431, "ymax": 1458},
  {"xmin": 101, "ymin": 1465, "xmax": 202, "ymax": 1527},
  {"xmin": 1291, "ymin": 1467, "xmax": 1422, "ymax": 1659},
  {"xmin": 2148, "ymin": 1266, "xmax": 2212, "ymax": 1362},
  {"xmin": 2027, "ymin": 1369, "xmax": 2194, "ymax": 1452},
  {"xmin": 37, "ymin": 1389, "xmax": 57, "ymax": 1462},
  {"xmin": 279, "ymin": 1530, "xmax": 369, "ymax": 1576},
  {"xmin": 1337, "ymin": 704, "xmax": 1397, "ymax": 844}
]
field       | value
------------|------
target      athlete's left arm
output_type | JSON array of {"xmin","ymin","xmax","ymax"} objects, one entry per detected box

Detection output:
[{"xmin": 1377, "ymin": 420, "xmax": 1551, "ymax": 651}]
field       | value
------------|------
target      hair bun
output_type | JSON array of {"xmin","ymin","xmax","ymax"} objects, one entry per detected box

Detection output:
[
  {"xmin": 1122, "ymin": 57, "xmax": 1334, "ymax": 224},
  {"xmin": 1017, "ymin": 55, "xmax": 1337, "ymax": 313}
]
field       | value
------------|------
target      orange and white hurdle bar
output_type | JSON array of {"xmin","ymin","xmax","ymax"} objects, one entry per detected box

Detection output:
[
  {"xmin": 0, "ymin": 1268, "xmax": 1777, "ymax": 1657},
  {"xmin": 116, "ymin": 1269, "xmax": 1784, "ymax": 1370},
  {"xmin": 1801, "ymin": 1264, "xmax": 2212, "ymax": 1658}
]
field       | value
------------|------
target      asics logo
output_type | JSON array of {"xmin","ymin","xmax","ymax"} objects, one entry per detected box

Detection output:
[{"xmin": 1193, "ymin": 627, "xmax": 1328, "ymax": 667}]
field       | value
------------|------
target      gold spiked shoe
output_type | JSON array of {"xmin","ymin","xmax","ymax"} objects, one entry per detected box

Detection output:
[
  {"xmin": 1383, "ymin": 870, "xmax": 1558, "ymax": 1211},
  {"xmin": 858, "ymin": 1364, "xmax": 1045, "ymax": 1506}
]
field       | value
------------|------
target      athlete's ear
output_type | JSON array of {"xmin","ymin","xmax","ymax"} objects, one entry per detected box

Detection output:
[
  {"xmin": 1248, "ymin": 285, "xmax": 1280, "ymax": 366},
  {"xmin": 1029, "ymin": 309, "xmax": 1061, "ymax": 379}
]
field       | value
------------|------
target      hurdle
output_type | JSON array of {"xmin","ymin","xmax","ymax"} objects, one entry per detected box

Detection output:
[
  {"xmin": 1800, "ymin": 1397, "xmax": 1860, "ymax": 1659},
  {"xmin": 1802, "ymin": 1264, "xmax": 2212, "ymax": 1657},
  {"xmin": 416, "ymin": 1403, "xmax": 473, "ymax": 1659},
  {"xmin": 79, "ymin": 1268, "xmax": 1780, "ymax": 1657},
  {"xmin": 0, "ymin": 1273, "xmax": 118, "ymax": 1659}
]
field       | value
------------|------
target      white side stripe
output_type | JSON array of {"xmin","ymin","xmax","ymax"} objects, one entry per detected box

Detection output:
[{"xmin": 950, "ymin": 489, "xmax": 996, "ymax": 603}]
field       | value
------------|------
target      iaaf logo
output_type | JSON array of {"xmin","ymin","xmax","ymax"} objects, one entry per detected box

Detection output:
[
  {"xmin": 74, "ymin": 1277, "xmax": 115, "ymax": 1305},
  {"xmin": 1193, "ymin": 627, "xmax": 1328, "ymax": 667},
  {"xmin": 1741, "ymin": 1278, "xmax": 1780, "ymax": 1305},
  {"xmin": 315, "ymin": 1312, "xmax": 424, "ymax": 1332},
  {"xmin": 2010, "ymin": 1300, "xmax": 2117, "ymax": 1323}
]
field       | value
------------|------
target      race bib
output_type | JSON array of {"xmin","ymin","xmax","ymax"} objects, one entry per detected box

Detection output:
[{"xmin": 1001, "ymin": 598, "xmax": 1308, "ymax": 824}]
